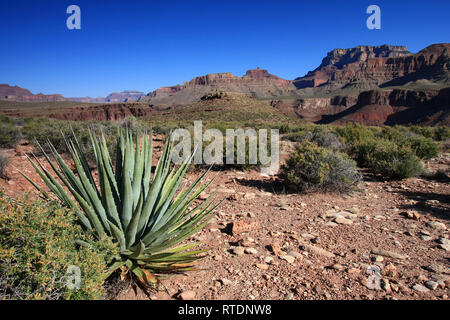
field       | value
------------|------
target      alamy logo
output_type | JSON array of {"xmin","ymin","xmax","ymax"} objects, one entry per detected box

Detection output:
[
  {"xmin": 366, "ymin": 5, "xmax": 381, "ymax": 30},
  {"xmin": 65, "ymin": 265, "xmax": 81, "ymax": 289},
  {"xmin": 366, "ymin": 265, "xmax": 382, "ymax": 290},
  {"xmin": 66, "ymin": 5, "xmax": 81, "ymax": 30},
  {"xmin": 171, "ymin": 121, "xmax": 280, "ymax": 174}
]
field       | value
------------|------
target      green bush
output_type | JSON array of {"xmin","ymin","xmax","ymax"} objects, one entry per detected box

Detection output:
[
  {"xmin": 0, "ymin": 122, "xmax": 20, "ymax": 148},
  {"xmin": 21, "ymin": 119, "xmax": 118, "ymax": 163},
  {"xmin": 334, "ymin": 123, "xmax": 379, "ymax": 145},
  {"xmin": 0, "ymin": 194, "xmax": 118, "ymax": 300},
  {"xmin": 379, "ymin": 127, "xmax": 440, "ymax": 159},
  {"xmin": 0, "ymin": 151, "xmax": 10, "ymax": 180},
  {"xmin": 334, "ymin": 124, "xmax": 432, "ymax": 179},
  {"xmin": 281, "ymin": 142, "xmax": 361, "ymax": 193},
  {"xmin": 285, "ymin": 130, "xmax": 308, "ymax": 142},
  {"xmin": 405, "ymin": 134, "xmax": 440, "ymax": 159},
  {"xmin": 410, "ymin": 126, "xmax": 450, "ymax": 141},
  {"xmin": 292, "ymin": 127, "xmax": 344, "ymax": 151},
  {"xmin": 350, "ymin": 138, "xmax": 423, "ymax": 179},
  {"xmin": 434, "ymin": 127, "xmax": 450, "ymax": 141},
  {"xmin": 173, "ymin": 127, "xmax": 274, "ymax": 170},
  {"xmin": 375, "ymin": 150, "xmax": 424, "ymax": 179}
]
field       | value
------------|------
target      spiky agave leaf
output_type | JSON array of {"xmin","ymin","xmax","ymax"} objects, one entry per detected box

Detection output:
[{"xmin": 20, "ymin": 127, "xmax": 221, "ymax": 290}]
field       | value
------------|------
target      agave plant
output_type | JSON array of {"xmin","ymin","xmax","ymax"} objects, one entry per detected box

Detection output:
[{"xmin": 19, "ymin": 128, "xmax": 220, "ymax": 289}]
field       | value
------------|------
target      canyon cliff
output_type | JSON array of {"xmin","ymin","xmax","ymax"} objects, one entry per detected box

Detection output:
[
  {"xmin": 1, "ymin": 43, "xmax": 448, "ymax": 126},
  {"xmin": 139, "ymin": 67, "xmax": 297, "ymax": 105},
  {"xmin": 293, "ymin": 43, "xmax": 449, "ymax": 92}
]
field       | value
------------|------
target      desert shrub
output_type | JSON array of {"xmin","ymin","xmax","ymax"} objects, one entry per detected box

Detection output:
[
  {"xmin": 409, "ymin": 126, "xmax": 434, "ymax": 139},
  {"xmin": 22, "ymin": 118, "xmax": 79, "ymax": 152},
  {"xmin": 0, "ymin": 122, "xmax": 20, "ymax": 148},
  {"xmin": 379, "ymin": 126, "xmax": 410, "ymax": 141},
  {"xmin": 405, "ymin": 134, "xmax": 440, "ymax": 159},
  {"xmin": 21, "ymin": 119, "xmax": 118, "ymax": 163},
  {"xmin": 118, "ymin": 116, "xmax": 147, "ymax": 132},
  {"xmin": 222, "ymin": 133, "xmax": 273, "ymax": 170},
  {"xmin": 281, "ymin": 142, "xmax": 361, "ymax": 193},
  {"xmin": 349, "ymin": 138, "xmax": 395, "ymax": 168},
  {"xmin": 350, "ymin": 138, "xmax": 423, "ymax": 179},
  {"xmin": 278, "ymin": 123, "xmax": 295, "ymax": 134},
  {"xmin": 443, "ymin": 139, "xmax": 450, "ymax": 151},
  {"xmin": 375, "ymin": 151, "xmax": 424, "ymax": 179},
  {"xmin": 378, "ymin": 127, "xmax": 440, "ymax": 159},
  {"xmin": 285, "ymin": 130, "xmax": 308, "ymax": 142},
  {"xmin": 334, "ymin": 123, "xmax": 379, "ymax": 145},
  {"xmin": 335, "ymin": 124, "xmax": 432, "ymax": 179},
  {"xmin": 410, "ymin": 126, "xmax": 450, "ymax": 141},
  {"xmin": 433, "ymin": 127, "xmax": 450, "ymax": 141},
  {"xmin": 150, "ymin": 121, "xmax": 180, "ymax": 135},
  {"xmin": 292, "ymin": 127, "xmax": 345, "ymax": 151},
  {"xmin": 378, "ymin": 127, "xmax": 439, "ymax": 159},
  {"xmin": 422, "ymin": 169, "xmax": 450, "ymax": 182},
  {"xmin": 0, "ymin": 193, "xmax": 117, "ymax": 300},
  {"xmin": 173, "ymin": 127, "xmax": 274, "ymax": 170},
  {"xmin": 0, "ymin": 151, "xmax": 10, "ymax": 180}
]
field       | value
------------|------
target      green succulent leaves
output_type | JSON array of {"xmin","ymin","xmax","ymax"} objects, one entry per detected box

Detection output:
[{"xmin": 20, "ymin": 127, "xmax": 220, "ymax": 288}]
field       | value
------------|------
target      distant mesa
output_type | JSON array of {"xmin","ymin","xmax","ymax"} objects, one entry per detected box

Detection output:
[
  {"xmin": 68, "ymin": 90, "xmax": 146, "ymax": 103},
  {"xmin": 68, "ymin": 96, "xmax": 108, "ymax": 103},
  {"xmin": 1, "ymin": 43, "xmax": 449, "ymax": 126},
  {"xmin": 139, "ymin": 67, "xmax": 294, "ymax": 105},
  {"xmin": 0, "ymin": 84, "xmax": 66, "ymax": 102},
  {"xmin": 0, "ymin": 85, "xmax": 146, "ymax": 103}
]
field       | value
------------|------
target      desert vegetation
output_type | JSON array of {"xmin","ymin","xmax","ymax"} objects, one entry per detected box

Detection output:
[
  {"xmin": 0, "ymin": 193, "xmax": 116, "ymax": 299},
  {"xmin": 0, "ymin": 110, "xmax": 448, "ymax": 299},
  {"xmin": 281, "ymin": 141, "xmax": 361, "ymax": 193},
  {"xmin": 15, "ymin": 127, "xmax": 220, "ymax": 295}
]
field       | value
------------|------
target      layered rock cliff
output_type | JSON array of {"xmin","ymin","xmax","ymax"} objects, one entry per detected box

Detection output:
[
  {"xmin": 0, "ymin": 85, "xmax": 146, "ymax": 104},
  {"xmin": 48, "ymin": 103, "xmax": 155, "ymax": 121},
  {"xmin": 0, "ymin": 84, "xmax": 67, "ymax": 102},
  {"xmin": 276, "ymin": 88, "xmax": 450, "ymax": 126},
  {"xmin": 1, "ymin": 43, "xmax": 448, "ymax": 126},
  {"xmin": 0, "ymin": 102, "xmax": 159, "ymax": 122},
  {"xmin": 293, "ymin": 44, "xmax": 450, "ymax": 92},
  {"xmin": 139, "ymin": 67, "xmax": 297, "ymax": 105}
]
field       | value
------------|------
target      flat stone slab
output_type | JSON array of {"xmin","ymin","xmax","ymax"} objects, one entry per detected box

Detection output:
[{"xmin": 300, "ymin": 243, "xmax": 335, "ymax": 258}]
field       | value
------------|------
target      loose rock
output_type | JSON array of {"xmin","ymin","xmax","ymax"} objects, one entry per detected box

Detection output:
[
  {"xmin": 264, "ymin": 256, "xmax": 274, "ymax": 264},
  {"xmin": 412, "ymin": 284, "xmax": 430, "ymax": 293},
  {"xmin": 300, "ymin": 243, "xmax": 335, "ymax": 258},
  {"xmin": 256, "ymin": 263, "xmax": 269, "ymax": 270},
  {"xmin": 334, "ymin": 216, "xmax": 353, "ymax": 225},
  {"xmin": 279, "ymin": 255, "xmax": 295, "ymax": 264},
  {"xmin": 427, "ymin": 221, "xmax": 447, "ymax": 230},
  {"xmin": 425, "ymin": 281, "xmax": 439, "ymax": 290},
  {"xmin": 371, "ymin": 249, "xmax": 408, "ymax": 260},
  {"xmin": 269, "ymin": 242, "xmax": 285, "ymax": 256},
  {"xmin": 232, "ymin": 220, "xmax": 259, "ymax": 235},
  {"xmin": 244, "ymin": 248, "xmax": 258, "ymax": 255},
  {"xmin": 232, "ymin": 247, "xmax": 245, "ymax": 256},
  {"xmin": 178, "ymin": 290, "xmax": 196, "ymax": 300}
]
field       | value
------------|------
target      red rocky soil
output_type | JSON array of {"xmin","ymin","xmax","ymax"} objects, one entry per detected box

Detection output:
[{"xmin": 1, "ymin": 140, "xmax": 449, "ymax": 300}]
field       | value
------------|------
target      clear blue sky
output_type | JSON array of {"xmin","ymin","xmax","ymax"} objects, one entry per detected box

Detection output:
[{"xmin": 1, "ymin": 0, "xmax": 449, "ymax": 97}]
